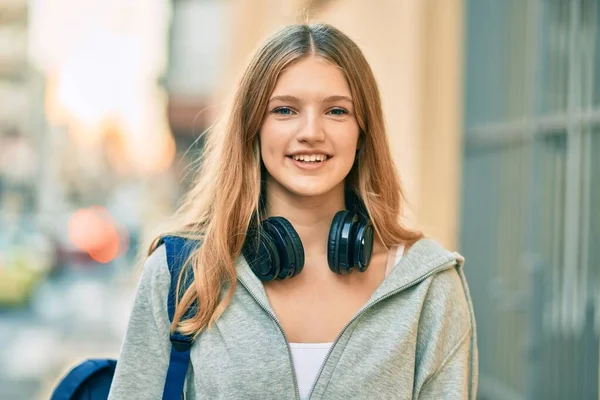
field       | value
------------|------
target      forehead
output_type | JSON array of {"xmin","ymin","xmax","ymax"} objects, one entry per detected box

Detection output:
[{"xmin": 270, "ymin": 57, "xmax": 352, "ymax": 98}]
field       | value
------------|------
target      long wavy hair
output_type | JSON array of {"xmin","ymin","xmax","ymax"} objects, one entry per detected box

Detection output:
[{"xmin": 149, "ymin": 23, "xmax": 423, "ymax": 338}]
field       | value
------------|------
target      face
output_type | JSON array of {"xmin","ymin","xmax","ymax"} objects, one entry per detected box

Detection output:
[{"xmin": 259, "ymin": 57, "xmax": 360, "ymax": 200}]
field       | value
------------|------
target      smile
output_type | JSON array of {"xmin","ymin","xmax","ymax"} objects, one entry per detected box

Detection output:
[
  {"xmin": 286, "ymin": 155, "xmax": 331, "ymax": 170},
  {"xmin": 290, "ymin": 154, "xmax": 329, "ymax": 162}
]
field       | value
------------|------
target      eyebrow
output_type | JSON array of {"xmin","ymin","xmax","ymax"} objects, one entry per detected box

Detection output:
[{"xmin": 268, "ymin": 95, "xmax": 353, "ymax": 103}]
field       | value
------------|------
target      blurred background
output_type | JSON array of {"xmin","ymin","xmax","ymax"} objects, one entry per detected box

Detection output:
[{"xmin": 0, "ymin": 0, "xmax": 597, "ymax": 399}]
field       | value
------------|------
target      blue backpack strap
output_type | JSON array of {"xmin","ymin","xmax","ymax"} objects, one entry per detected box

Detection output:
[{"xmin": 159, "ymin": 235, "xmax": 200, "ymax": 400}]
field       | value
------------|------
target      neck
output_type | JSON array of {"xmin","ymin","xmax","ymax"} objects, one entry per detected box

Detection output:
[{"xmin": 264, "ymin": 180, "xmax": 345, "ymax": 257}]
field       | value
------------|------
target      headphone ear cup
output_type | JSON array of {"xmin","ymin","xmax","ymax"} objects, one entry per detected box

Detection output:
[
  {"xmin": 242, "ymin": 227, "xmax": 281, "ymax": 281},
  {"xmin": 328, "ymin": 210, "xmax": 358, "ymax": 274},
  {"xmin": 352, "ymin": 216, "xmax": 374, "ymax": 272},
  {"xmin": 267, "ymin": 217, "xmax": 304, "ymax": 279},
  {"xmin": 327, "ymin": 211, "xmax": 346, "ymax": 274}
]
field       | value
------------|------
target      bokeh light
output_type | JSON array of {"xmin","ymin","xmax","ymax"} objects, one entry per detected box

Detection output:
[{"xmin": 68, "ymin": 206, "xmax": 128, "ymax": 264}]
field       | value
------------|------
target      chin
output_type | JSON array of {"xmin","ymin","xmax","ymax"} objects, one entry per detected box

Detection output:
[
  {"xmin": 288, "ymin": 187, "xmax": 331, "ymax": 198},
  {"xmin": 283, "ymin": 178, "xmax": 343, "ymax": 198}
]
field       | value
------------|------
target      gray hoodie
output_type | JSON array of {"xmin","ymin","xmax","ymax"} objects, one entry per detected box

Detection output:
[{"xmin": 108, "ymin": 238, "xmax": 478, "ymax": 399}]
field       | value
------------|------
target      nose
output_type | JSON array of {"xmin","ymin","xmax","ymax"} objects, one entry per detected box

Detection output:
[{"xmin": 296, "ymin": 110, "xmax": 325, "ymax": 143}]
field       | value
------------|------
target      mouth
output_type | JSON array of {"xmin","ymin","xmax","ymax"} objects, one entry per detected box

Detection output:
[
  {"xmin": 286, "ymin": 154, "xmax": 332, "ymax": 164},
  {"xmin": 286, "ymin": 154, "xmax": 332, "ymax": 170}
]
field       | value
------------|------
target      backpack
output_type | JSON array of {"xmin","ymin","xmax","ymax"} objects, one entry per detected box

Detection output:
[{"xmin": 51, "ymin": 236, "xmax": 198, "ymax": 400}]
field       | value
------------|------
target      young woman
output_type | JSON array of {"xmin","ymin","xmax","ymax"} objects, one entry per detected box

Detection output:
[{"xmin": 108, "ymin": 23, "xmax": 478, "ymax": 399}]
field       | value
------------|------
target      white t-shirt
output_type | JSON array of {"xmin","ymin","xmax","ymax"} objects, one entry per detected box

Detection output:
[
  {"xmin": 289, "ymin": 342, "xmax": 334, "ymax": 399},
  {"xmin": 289, "ymin": 245, "xmax": 404, "ymax": 399}
]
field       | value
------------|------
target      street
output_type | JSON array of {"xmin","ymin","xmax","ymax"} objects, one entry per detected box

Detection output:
[{"xmin": 0, "ymin": 262, "xmax": 135, "ymax": 399}]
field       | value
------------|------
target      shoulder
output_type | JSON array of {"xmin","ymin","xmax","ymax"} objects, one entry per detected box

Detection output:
[
  {"xmin": 396, "ymin": 237, "xmax": 465, "ymax": 286},
  {"xmin": 144, "ymin": 244, "xmax": 170, "ymax": 279},
  {"xmin": 423, "ymin": 265, "xmax": 473, "ymax": 333},
  {"xmin": 138, "ymin": 236, "xmax": 200, "ymax": 308},
  {"xmin": 137, "ymin": 244, "xmax": 172, "ymax": 302},
  {"xmin": 412, "ymin": 237, "xmax": 472, "ymax": 332},
  {"xmin": 413, "ymin": 238, "xmax": 475, "ymax": 368}
]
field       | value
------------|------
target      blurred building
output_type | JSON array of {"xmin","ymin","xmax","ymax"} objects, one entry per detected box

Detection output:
[
  {"xmin": 462, "ymin": 0, "xmax": 599, "ymax": 399},
  {"xmin": 164, "ymin": 0, "xmax": 230, "ymax": 178},
  {"xmin": 0, "ymin": 0, "xmax": 37, "ymax": 222}
]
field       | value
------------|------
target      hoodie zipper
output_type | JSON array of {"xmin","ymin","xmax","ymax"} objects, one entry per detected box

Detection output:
[
  {"xmin": 236, "ymin": 279, "xmax": 302, "ymax": 400},
  {"xmin": 238, "ymin": 259, "xmax": 457, "ymax": 400}
]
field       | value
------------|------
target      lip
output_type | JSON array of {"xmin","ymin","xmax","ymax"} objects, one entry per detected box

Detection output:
[{"xmin": 286, "ymin": 155, "xmax": 331, "ymax": 171}]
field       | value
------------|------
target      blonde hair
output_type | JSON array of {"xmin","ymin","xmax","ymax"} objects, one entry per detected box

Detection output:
[{"xmin": 149, "ymin": 23, "xmax": 423, "ymax": 338}]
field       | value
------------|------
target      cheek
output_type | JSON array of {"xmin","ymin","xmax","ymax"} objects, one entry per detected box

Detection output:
[
  {"xmin": 331, "ymin": 127, "xmax": 359, "ymax": 158},
  {"xmin": 259, "ymin": 125, "xmax": 285, "ymax": 165},
  {"xmin": 259, "ymin": 119, "xmax": 297, "ymax": 155}
]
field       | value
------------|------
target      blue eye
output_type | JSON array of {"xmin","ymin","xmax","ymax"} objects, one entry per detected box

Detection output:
[
  {"xmin": 273, "ymin": 107, "xmax": 293, "ymax": 115},
  {"xmin": 328, "ymin": 108, "xmax": 348, "ymax": 116}
]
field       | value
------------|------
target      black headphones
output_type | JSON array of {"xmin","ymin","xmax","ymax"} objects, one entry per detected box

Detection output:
[{"xmin": 242, "ymin": 190, "xmax": 374, "ymax": 281}]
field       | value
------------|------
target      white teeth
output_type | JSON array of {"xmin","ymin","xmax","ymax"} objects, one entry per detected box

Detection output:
[{"xmin": 291, "ymin": 154, "xmax": 328, "ymax": 162}]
